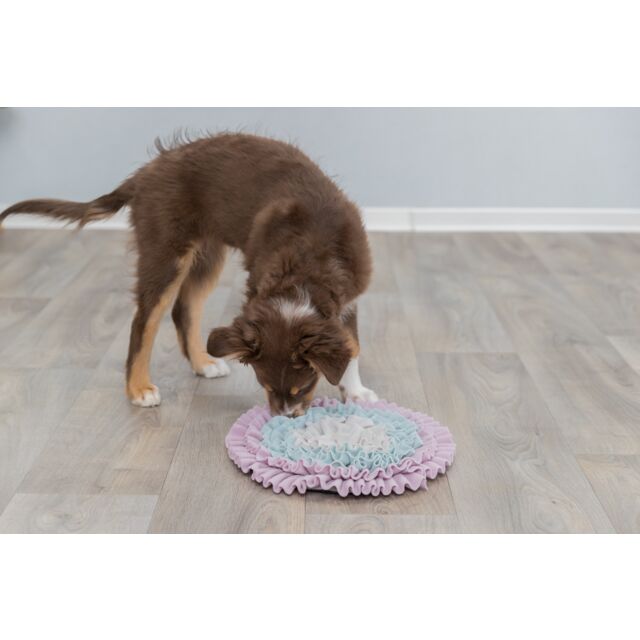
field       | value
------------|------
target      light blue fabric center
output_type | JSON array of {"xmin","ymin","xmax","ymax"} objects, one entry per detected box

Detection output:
[{"xmin": 260, "ymin": 404, "xmax": 422, "ymax": 470}]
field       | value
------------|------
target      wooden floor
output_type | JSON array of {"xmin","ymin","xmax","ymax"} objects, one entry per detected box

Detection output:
[{"xmin": 1, "ymin": 229, "xmax": 640, "ymax": 533}]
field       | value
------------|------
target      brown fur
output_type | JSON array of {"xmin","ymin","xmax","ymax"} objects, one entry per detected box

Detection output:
[{"xmin": 1, "ymin": 133, "xmax": 372, "ymax": 413}]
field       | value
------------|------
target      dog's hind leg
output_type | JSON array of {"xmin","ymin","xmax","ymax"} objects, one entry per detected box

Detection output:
[
  {"xmin": 126, "ymin": 248, "xmax": 195, "ymax": 407},
  {"xmin": 172, "ymin": 241, "xmax": 230, "ymax": 378}
]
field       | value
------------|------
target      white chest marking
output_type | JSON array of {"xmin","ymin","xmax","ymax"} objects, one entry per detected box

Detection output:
[{"xmin": 272, "ymin": 292, "xmax": 317, "ymax": 323}]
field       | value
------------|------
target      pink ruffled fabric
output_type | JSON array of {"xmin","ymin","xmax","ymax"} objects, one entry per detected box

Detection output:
[{"xmin": 225, "ymin": 397, "xmax": 455, "ymax": 497}]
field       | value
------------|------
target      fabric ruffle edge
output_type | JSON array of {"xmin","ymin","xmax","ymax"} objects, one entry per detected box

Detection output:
[{"xmin": 225, "ymin": 397, "xmax": 455, "ymax": 497}]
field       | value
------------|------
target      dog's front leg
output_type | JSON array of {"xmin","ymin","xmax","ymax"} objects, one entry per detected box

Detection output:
[
  {"xmin": 338, "ymin": 303, "xmax": 378, "ymax": 402},
  {"xmin": 338, "ymin": 357, "xmax": 378, "ymax": 403}
]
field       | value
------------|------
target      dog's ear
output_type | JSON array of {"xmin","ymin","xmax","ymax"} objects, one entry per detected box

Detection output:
[
  {"xmin": 297, "ymin": 320, "xmax": 352, "ymax": 385},
  {"xmin": 207, "ymin": 317, "xmax": 260, "ymax": 363}
]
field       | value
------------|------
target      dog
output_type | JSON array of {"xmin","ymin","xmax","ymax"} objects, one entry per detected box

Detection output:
[{"xmin": 1, "ymin": 133, "xmax": 378, "ymax": 416}]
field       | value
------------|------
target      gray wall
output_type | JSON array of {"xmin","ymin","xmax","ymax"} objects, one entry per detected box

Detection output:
[{"xmin": 1, "ymin": 108, "xmax": 639, "ymax": 207}]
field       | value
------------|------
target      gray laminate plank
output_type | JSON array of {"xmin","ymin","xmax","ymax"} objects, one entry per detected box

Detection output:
[
  {"xmin": 386, "ymin": 232, "xmax": 470, "ymax": 277},
  {"xmin": 0, "ymin": 229, "xmax": 49, "ymax": 262},
  {"xmin": 366, "ymin": 233, "xmax": 399, "ymax": 293},
  {"xmin": 438, "ymin": 247, "xmax": 640, "ymax": 455},
  {"xmin": 305, "ymin": 514, "xmax": 461, "ymax": 534},
  {"xmin": 0, "ymin": 493, "xmax": 157, "ymax": 533},
  {"xmin": 0, "ymin": 297, "xmax": 49, "ymax": 351},
  {"xmin": 18, "ymin": 385, "xmax": 195, "ymax": 496},
  {"xmin": 577, "ymin": 455, "xmax": 640, "ymax": 533},
  {"xmin": 608, "ymin": 335, "xmax": 640, "ymax": 374},
  {"xmin": 0, "ymin": 367, "xmax": 91, "ymax": 515},
  {"xmin": 552, "ymin": 273, "xmax": 640, "ymax": 337},
  {"xmin": 0, "ymin": 229, "xmax": 129, "ymax": 299},
  {"xmin": 305, "ymin": 480, "xmax": 455, "ymax": 518},
  {"xmin": 1, "ymin": 250, "xmax": 134, "ymax": 369},
  {"xmin": 477, "ymin": 273, "xmax": 606, "ymax": 350},
  {"xmin": 455, "ymin": 232, "xmax": 548, "ymax": 275},
  {"xmin": 416, "ymin": 353, "xmax": 614, "ymax": 533},
  {"xmin": 523, "ymin": 232, "xmax": 640, "ymax": 277},
  {"xmin": 356, "ymin": 292, "xmax": 421, "ymax": 374},
  {"xmin": 397, "ymin": 272, "xmax": 514, "ymax": 352},
  {"xmin": 520, "ymin": 344, "xmax": 640, "ymax": 454},
  {"xmin": 149, "ymin": 395, "xmax": 305, "ymax": 533},
  {"xmin": 519, "ymin": 350, "xmax": 630, "ymax": 455}
]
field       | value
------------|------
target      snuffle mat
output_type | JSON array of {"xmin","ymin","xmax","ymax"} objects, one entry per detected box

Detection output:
[{"xmin": 225, "ymin": 397, "xmax": 455, "ymax": 497}]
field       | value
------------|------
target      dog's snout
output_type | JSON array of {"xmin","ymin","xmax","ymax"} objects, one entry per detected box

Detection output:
[
  {"xmin": 266, "ymin": 397, "xmax": 293, "ymax": 418},
  {"xmin": 280, "ymin": 404, "xmax": 303, "ymax": 418},
  {"xmin": 265, "ymin": 388, "xmax": 306, "ymax": 418}
]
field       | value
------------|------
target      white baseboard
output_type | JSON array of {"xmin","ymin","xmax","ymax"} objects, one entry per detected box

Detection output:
[
  {"xmin": 2, "ymin": 206, "xmax": 640, "ymax": 232},
  {"xmin": 365, "ymin": 207, "xmax": 640, "ymax": 232}
]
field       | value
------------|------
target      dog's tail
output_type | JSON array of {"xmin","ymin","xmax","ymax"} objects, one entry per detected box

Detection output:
[{"xmin": 0, "ymin": 176, "xmax": 136, "ymax": 229}]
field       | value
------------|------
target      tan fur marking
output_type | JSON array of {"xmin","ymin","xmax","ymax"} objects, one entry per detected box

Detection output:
[
  {"xmin": 346, "ymin": 334, "xmax": 360, "ymax": 358},
  {"xmin": 127, "ymin": 251, "xmax": 195, "ymax": 399},
  {"xmin": 290, "ymin": 386, "xmax": 300, "ymax": 395},
  {"xmin": 301, "ymin": 388, "xmax": 315, "ymax": 408}
]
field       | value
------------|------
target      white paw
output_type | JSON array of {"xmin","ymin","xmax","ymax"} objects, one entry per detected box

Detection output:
[
  {"xmin": 196, "ymin": 358, "xmax": 231, "ymax": 379},
  {"xmin": 130, "ymin": 384, "xmax": 161, "ymax": 407},
  {"xmin": 340, "ymin": 385, "xmax": 379, "ymax": 403}
]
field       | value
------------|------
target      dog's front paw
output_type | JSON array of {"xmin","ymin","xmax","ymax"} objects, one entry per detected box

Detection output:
[
  {"xmin": 129, "ymin": 383, "xmax": 161, "ymax": 407},
  {"xmin": 194, "ymin": 356, "xmax": 231, "ymax": 379},
  {"xmin": 339, "ymin": 385, "xmax": 379, "ymax": 403}
]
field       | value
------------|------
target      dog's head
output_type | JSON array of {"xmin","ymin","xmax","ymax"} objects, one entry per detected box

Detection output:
[{"xmin": 207, "ymin": 297, "xmax": 353, "ymax": 416}]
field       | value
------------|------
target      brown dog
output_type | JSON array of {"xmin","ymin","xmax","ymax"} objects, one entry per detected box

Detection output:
[{"xmin": 1, "ymin": 133, "xmax": 378, "ymax": 415}]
